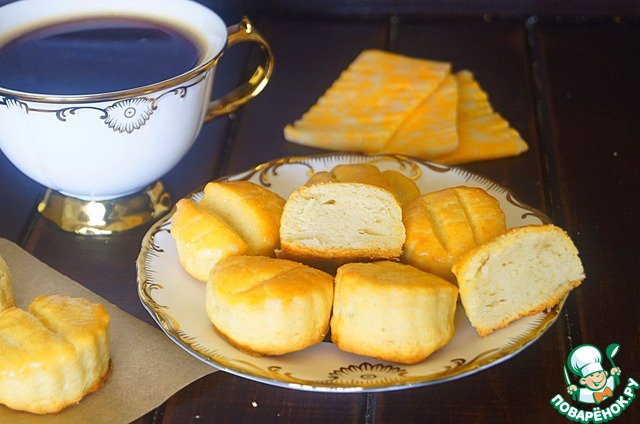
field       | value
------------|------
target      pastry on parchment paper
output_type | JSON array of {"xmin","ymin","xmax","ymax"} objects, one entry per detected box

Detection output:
[
  {"xmin": 0, "ymin": 254, "xmax": 14, "ymax": 312},
  {"xmin": 0, "ymin": 294, "xmax": 111, "ymax": 414}
]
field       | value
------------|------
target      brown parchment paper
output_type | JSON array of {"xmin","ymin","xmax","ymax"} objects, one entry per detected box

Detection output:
[{"xmin": 0, "ymin": 238, "xmax": 216, "ymax": 424}]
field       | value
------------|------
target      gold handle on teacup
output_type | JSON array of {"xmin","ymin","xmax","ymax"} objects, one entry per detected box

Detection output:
[{"xmin": 206, "ymin": 17, "xmax": 274, "ymax": 120}]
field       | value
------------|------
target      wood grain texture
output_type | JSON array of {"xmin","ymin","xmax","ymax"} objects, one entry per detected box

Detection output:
[{"xmin": 532, "ymin": 17, "xmax": 640, "ymax": 371}]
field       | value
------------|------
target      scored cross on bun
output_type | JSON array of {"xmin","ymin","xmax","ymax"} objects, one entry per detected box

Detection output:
[{"xmin": 402, "ymin": 185, "xmax": 507, "ymax": 282}]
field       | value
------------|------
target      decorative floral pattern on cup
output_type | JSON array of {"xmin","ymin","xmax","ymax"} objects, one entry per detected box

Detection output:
[{"xmin": 104, "ymin": 98, "xmax": 155, "ymax": 133}]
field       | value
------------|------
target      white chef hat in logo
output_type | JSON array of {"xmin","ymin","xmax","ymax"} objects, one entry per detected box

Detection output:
[{"xmin": 568, "ymin": 345, "xmax": 604, "ymax": 378}]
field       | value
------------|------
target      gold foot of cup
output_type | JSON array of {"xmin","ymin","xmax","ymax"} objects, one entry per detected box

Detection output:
[{"xmin": 37, "ymin": 181, "xmax": 172, "ymax": 235}]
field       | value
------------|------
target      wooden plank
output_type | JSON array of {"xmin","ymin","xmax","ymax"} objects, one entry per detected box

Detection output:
[
  {"xmin": 159, "ymin": 373, "xmax": 364, "ymax": 423},
  {"xmin": 532, "ymin": 17, "xmax": 640, "ymax": 358},
  {"xmin": 210, "ymin": 0, "xmax": 640, "ymax": 18}
]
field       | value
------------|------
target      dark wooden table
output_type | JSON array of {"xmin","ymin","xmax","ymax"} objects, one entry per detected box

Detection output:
[{"xmin": 1, "ymin": 1, "xmax": 639, "ymax": 423}]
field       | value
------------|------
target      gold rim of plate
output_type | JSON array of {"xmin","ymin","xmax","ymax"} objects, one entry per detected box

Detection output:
[{"xmin": 135, "ymin": 153, "xmax": 560, "ymax": 392}]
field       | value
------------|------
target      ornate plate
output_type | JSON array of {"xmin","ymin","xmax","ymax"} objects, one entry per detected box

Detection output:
[{"xmin": 136, "ymin": 153, "xmax": 557, "ymax": 392}]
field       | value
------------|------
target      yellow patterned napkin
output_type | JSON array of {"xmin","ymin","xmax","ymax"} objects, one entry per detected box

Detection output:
[
  {"xmin": 284, "ymin": 49, "xmax": 451, "ymax": 153},
  {"xmin": 284, "ymin": 49, "xmax": 528, "ymax": 164},
  {"xmin": 433, "ymin": 70, "xmax": 528, "ymax": 164}
]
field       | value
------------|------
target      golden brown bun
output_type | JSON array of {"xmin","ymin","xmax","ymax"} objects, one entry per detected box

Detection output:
[
  {"xmin": 200, "ymin": 181, "xmax": 285, "ymax": 256},
  {"xmin": 206, "ymin": 256, "xmax": 334, "ymax": 356},
  {"xmin": 172, "ymin": 198, "xmax": 249, "ymax": 281},
  {"xmin": 402, "ymin": 186, "xmax": 506, "ymax": 281},
  {"xmin": 279, "ymin": 182, "xmax": 406, "ymax": 266},
  {"xmin": 304, "ymin": 163, "xmax": 420, "ymax": 206},
  {"xmin": 0, "ymin": 254, "xmax": 14, "ymax": 312},
  {"xmin": 452, "ymin": 224, "xmax": 584, "ymax": 336},
  {"xmin": 0, "ymin": 295, "xmax": 111, "ymax": 414},
  {"xmin": 381, "ymin": 169, "xmax": 421, "ymax": 207},
  {"xmin": 331, "ymin": 261, "xmax": 458, "ymax": 364},
  {"xmin": 171, "ymin": 181, "xmax": 286, "ymax": 281}
]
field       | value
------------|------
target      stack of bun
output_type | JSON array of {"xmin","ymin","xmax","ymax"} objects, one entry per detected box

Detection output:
[
  {"xmin": 0, "ymin": 254, "xmax": 111, "ymax": 414},
  {"xmin": 172, "ymin": 163, "xmax": 584, "ymax": 364}
]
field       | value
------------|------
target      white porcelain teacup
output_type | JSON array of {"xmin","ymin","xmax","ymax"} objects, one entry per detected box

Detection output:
[{"xmin": 0, "ymin": 0, "xmax": 273, "ymax": 233}]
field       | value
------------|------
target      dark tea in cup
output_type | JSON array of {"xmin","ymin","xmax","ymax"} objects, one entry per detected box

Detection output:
[{"xmin": 0, "ymin": 18, "xmax": 204, "ymax": 95}]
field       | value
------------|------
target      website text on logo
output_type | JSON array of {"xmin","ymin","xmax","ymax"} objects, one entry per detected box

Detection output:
[{"xmin": 550, "ymin": 343, "xmax": 638, "ymax": 423}]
